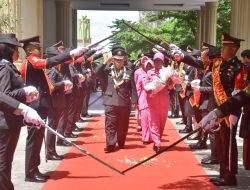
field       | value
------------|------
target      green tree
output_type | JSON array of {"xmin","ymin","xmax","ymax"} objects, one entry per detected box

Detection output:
[
  {"xmin": 109, "ymin": 0, "xmax": 231, "ymax": 59},
  {"xmin": 217, "ymin": 0, "xmax": 231, "ymax": 46},
  {"xmin": 109, "ymin": 19, "xmax": 159, "ymax": 59},
  {"xmin": 0, "ymin": 1, "xmax": 16, "ymax": 33}
]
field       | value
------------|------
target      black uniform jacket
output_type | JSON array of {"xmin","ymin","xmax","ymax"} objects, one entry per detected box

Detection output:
[
  {"xmin": 94, "ymin": 63, "xmax": 138, "ymax": 107},
  {"xmin": 0, "ymin": 92, "xmax": 20, "ymax": 114},
  {"xmin": 218, "ymin": 91, "xmax": 250, "ymax": 138},
  {"xmin": 20, "ymin": 52, "xmax": 72, "ymax": 109},
  {"xmin": 47, "ymin": 67, "xmax": 65, "ymax": 109},
  {"xmin": 0, "ymin": 60, "xmax": 26, "ymax": 129},
  {"xmin": 199, "ymin": 70, "xmax": 215, "ymax": 111}
]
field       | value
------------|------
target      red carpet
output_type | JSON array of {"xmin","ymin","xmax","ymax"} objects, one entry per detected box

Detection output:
[{"xmin": 42, "ymin": 116, "xmax": 216, "ymax": 190}]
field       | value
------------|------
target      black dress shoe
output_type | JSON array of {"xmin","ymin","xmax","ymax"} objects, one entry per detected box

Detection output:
[
  {"xmin": 118, "ymin": 145, "xmax": 125, "ymax": 149},
  {"xmin": 179, "ymin": 126, "xmax": 192, "ymax": 133},
  {"xmin": 187, "ymin": 135, "xmax": 200, "ymax": 140},
  {"xmin": 153, "ymin": 145, "xmax": 161, "ymax": 153},
  {"xmin": 143, "ymin": 141, "xmax": 151, "ymax": 145},
  {"xmin": 82, "ymin": 114, "xmax": 91, "ymax": 118},
  {"xmin": 189, "ymin": 141, "xmax": 207, "ymax": 150},
  {"xmin": 77, "ymin": 118, "xmax": 85, "ymax": 122},
  {"xmin": 57, "ymin": 140, "xmax": 71, "ymax": 146},
  {"xmin": 64, "ymin": 133, "xmax": 78, "ymax": 138},
  {"xmin": 25, "ymin": 172, "xmax": 48, "ymax": 183},
  {"xmin": 47, "ymin": 153, "xmax": 64, "ymax": 160},
  {"xmin": 176, "ymin": 120, "xmax": 185, "ymax": 125},
  {"xmin": 201, "ymin": 157, "xmax": 219, "ymax": 165},
  {"xmin": 104, "ymin": 145, "xmax": 115, "ymax": 153},
  {"xmin": 210, "ymin": 176, "xmax": 237, "ymax": 186},
  {"xmin": 73, "ymin": 126, "xmax": 83, "ymax": 132}
]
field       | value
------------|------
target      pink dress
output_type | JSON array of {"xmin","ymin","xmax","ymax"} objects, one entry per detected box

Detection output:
[
  {"xmin": 135, "ymin": 68, "xmax": 152, "ymax": 142},
  {"xmin": 146, "ymin": 68, "xmax": 169, "ymax": 147}
]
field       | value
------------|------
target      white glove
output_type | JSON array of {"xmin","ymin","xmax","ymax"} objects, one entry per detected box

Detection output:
[
  {"xmin": 91, "ymin": 45, "xmax": 103, "ymax": 51},
  {"xmin": 62, "ymin": 80, "xmax": 73, "ymax": 91},
  {"xmin": 169, "ymin": 43, "xmax": 180, "ymax": 50},
  {"xmin": 232, "ymin": 89, "xmax": 240, "ymax": 96},
  {"xmin": 78, "ymin": 74, "xmax": 85, "ymax": 83},
  {"xmin": 171, "ymin": 49, "xmax": 184, "ymax": 61},
  {"xmin": 229, "ymin": 114, "xmax": 238, "ymax": 126},
  {"xmin": 18, "ymin": 103, "xmax": 45, "ymax": 128},
  {"xmin": 154, "ymin": 45, "xmax": 166, "ymax": 52},
  {"xmin": 198, "ymin": 110, "xmax": 218, "ymax": 131},
  {"xmin": 152, "ymin": 48, "xmax": 160, "ymax": 53},
  {"xmin": 23, "ymin": 86, "xmax": 39, "ymax": 103},
  {"xmin": 103, "ymin": 52, "xmax": 113, "ymax": 64},
  {"xmin": 70, "ymin": 47, "xmax": 88, "ymax": 57}
]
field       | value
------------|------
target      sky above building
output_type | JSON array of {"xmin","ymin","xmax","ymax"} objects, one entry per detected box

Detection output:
[{"xmin": 77, "ymin": 10, "xmax": 139, "ymax": 45}]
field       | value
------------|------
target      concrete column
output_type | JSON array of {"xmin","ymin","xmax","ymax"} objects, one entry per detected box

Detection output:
[
  {"xmin": 204, "ymin": 2, "xmax": 218, "ymax": 46},
  {"xmin": 55, "ymin": 0, "xmax": 71, "ymax": 47},
  {"xmin": 200, "ymin": 6, "xmax": 207, "ymax": 46},
  {"xmin": 18, "ymin": 0, "xmax": 43, "ymax": 59},
  {"xmin": 231, "ymin": 0, "xmax": 250, "ymax": 54},
  {"xmin": 19, "ymin": 0, "xmax": 43, "ymax": 39},
  {"xmin": 196, "ymin": 10, "xmax": 201, "ymax": 48},
  {"xmin": 71, "ymin": 8, "xmax": 78, "ymax": 47}
]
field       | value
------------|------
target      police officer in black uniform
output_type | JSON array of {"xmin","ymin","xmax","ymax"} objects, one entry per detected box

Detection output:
[
  {"xmin": 94, "ymin": 45, "xmax": 138, "ymax": 153},
  {"xmin": 45, "ymin": 46, "xmax": 73, "ymax": 160},
  {"xmin": 19, "ymin": 36, "xmax": 86, "ymax": 182},
  {"xmin": 0, "ymin": 33, "xmax": 44, "ymax": 190}
]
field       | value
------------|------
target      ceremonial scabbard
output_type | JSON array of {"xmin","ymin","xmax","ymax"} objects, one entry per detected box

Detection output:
[
  {"xmin": 122, "ymin": 126, "xmax": 202, "ymax": 174},
  {"xmin": 88, "ymin": 30, "xmax": 121, "ymax": 49},
  {"xmin": 122, "ymin": 20, "xmax": 166, "ymax": 49},
  {"xmin": 43, "ymin": 124, "xmax": 124, "ymax": 175}
]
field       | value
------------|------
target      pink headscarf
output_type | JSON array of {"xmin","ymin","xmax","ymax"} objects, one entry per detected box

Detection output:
[
  {"xmin": 143, "ymin": 59, "xmax": 154, "ymax": 69},
  {"xmin": 140, "ymin": 56, "xmax": 149, "ymax": 64},
  {"xmin": 153, "ymin": 52, "xmax": 164, "ymax": 62}
]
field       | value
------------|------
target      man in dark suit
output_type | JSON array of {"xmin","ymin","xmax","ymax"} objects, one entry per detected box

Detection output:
[{"xmin": 94, "ymin": 45, "xmax": 138, "ymax": 153}]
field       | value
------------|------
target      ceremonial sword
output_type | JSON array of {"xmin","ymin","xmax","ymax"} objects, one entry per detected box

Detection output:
[
  {"xmin": 122, "ymin": 126, "xmax": 202, "ymax": 174},
  {"xmin": 42, "ymin": 124, "xmax": 124, "ymax": 175}
]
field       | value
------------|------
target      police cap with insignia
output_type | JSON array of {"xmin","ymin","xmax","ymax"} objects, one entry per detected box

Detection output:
[
  {"xmin": 44, "ymin": 47, "xmax": 60, "ymax": 58},
  {"xmin": 241, "ymin": 49, "xmax": 250, "ymax": 59},
  {"xmin": 52, "ymin": 40, "xmax": 63, "ymax": 47},
  {"xmin": 186, "ymin": 45, "xmax": 193, "ymax": 53},
  {"xmin": 112, "ymin": 44, "xmax": 127, "ymax": 60},
  {"xmin": 19, "ymin": 35, "xmax": 40, "ymax": 49},
  {"xmin": 207, "ymin": 47, "xmax": 221, "ymax": 59},
  {"xmin": 0, "ymin": 33, "xmax": 21, "ymax": 47},
  {"xmin": 201, "ymin": 42, "xmax": 215, "ymax": 51},
  {"xmin": 191, "ymin": 49, "xmax": 201, "ymax": 58},
  {"xmin": 221, "ymin": 33, "xmax": 245, "ymax": 47}
]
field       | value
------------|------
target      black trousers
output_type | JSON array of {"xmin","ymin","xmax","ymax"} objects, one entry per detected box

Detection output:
[
  {"xmin": 73, "ymin": 88, "xmax": 84, "ymax": 123},
  {"xmin": 219, "ymin": 120, "xmax": 238, "ymax": 179},
  {"xmin": 81, "ymin": 89, "xmax": 90, "ymax": 116},
  {"xmin": 169, "ymin": 89, "xmax": 179, "ymax": 116},
  {"xmin": 178, "ymin": 94, "xmax": 187, "ymax": 124},
  {"xmin": 25, "ymin": 107, "xmax": 47, "ymax": 176},
  {"xmin": 57, "ymin": 93, "xmax": 75, "ymax": 137},
  {"xmin": 0, "ymin": 127, "xmax": 21, "ymax": 190},
  {"xmin": 104, "ymin": 105, "xmax": 130, "ymax": 147},
  {"xmin": 46, "ymin": 107, "xmax": 63, "ymax": 154}
]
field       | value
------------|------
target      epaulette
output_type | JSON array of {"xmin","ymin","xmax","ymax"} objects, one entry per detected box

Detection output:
[{"xmin": 0, "ymin": 59, "xmax": 9, "ymax": 66}]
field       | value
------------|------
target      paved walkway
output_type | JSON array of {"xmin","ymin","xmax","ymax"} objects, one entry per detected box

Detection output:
[{"xmin": 12, "ymin": 92, "xmax": 250, "ymax": 189}]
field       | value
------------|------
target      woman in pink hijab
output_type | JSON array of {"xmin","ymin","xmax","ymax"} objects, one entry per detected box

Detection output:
[
  {"xmin": 134, "ymin": 56, "xmax": 149, "ymax": 132},
  {"xmin": 146, "ymin": 52, "xmax": 169, "ymax": 152},
  {"xmin": 135, "ymin": 59, "xmax": 154, "ymax": 144}
]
